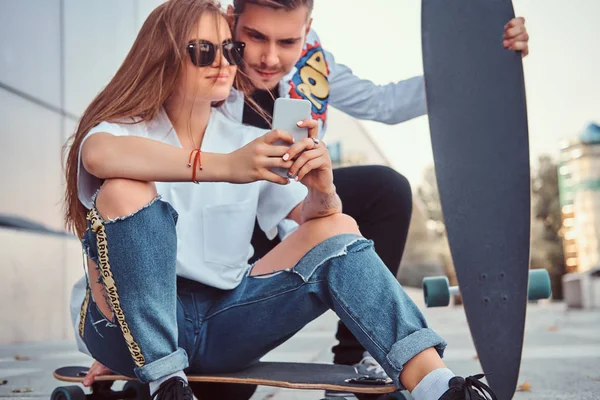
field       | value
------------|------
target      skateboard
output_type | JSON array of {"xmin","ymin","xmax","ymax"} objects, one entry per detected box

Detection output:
[
  {"xmin": 421, "ymin": 0, "xmax": 551, "ymax": 399},
  {"xmin": 52, "ymin": 363, "xmax": 404, "ymax": 400}
]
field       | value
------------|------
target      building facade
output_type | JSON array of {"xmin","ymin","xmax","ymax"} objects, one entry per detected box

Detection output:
[
  {"xmin": 325, "ymin": 107, "xmax": 392, "ymax": 169},
  {"xmin": 558, "ymin": 123, "xmax": 600, "ymax": 273},
  {"xmin": 1, "ymin": 0, "xmax": 162, "ymax": 344}
]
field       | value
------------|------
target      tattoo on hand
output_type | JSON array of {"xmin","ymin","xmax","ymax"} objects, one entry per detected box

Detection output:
[
  {"xmin": 302, "ymin": 191, "xmax": 341, "ymax": 221},
  {"xmin": 320, "ymin": 192, "xmax": 337, "ymax": 210}
]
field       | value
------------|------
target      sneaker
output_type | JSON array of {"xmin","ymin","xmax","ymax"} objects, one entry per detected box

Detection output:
[
  {"xmin": 151, "ymin": 377, "xmax": 194, "ymax": 400},
  {"xmin": 324, "ymin": 352, "xmax": 391, "ymax": 398},
  {"xmin": 438, "ymin": 374, "xmax": 497, "ymax": 400},
  {"xmin": 354, "ymin": 351, "xmax": 389, "ymax": 380}
]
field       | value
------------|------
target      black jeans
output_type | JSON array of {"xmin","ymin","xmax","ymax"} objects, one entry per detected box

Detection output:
[{"xmin": 190, "ymin": 165, "xmax": 412, "ymax": 399}]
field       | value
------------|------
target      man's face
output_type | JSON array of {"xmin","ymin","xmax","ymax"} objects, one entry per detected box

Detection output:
[{"xmin": 230, "ymin": 3, "xmax": 312, "ymax": 91}]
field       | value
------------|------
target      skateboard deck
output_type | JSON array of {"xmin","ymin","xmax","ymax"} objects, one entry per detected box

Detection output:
[
  {"xmin": 422, "ymin": 0, "xmax": 530, "ymax": 399},
  {"xmin": 53, "ymin": 363, "xmax": 399, "ymax": 397}
]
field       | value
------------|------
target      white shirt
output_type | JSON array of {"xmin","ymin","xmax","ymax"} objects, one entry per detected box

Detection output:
[{"xmin": 77, "ymin": 107, "xmax": 308, "ymax": 289}]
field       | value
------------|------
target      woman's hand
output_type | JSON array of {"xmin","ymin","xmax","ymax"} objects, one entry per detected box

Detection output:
[
  {"xmin": 284, "ymin": 119, "xmax": 334, "ymax": 193},
  {"xmin": 227, "ymin": 129, "xmax": 295, "ymax": 184}
]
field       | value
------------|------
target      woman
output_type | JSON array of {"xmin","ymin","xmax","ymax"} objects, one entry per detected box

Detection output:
[{"xmin": 64, "ymin": 1, "xmax": 495, "ymax": 399}]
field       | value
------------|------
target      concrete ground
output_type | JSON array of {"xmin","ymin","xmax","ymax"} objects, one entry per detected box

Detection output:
[{"xmin": 1, "ymin": 288, "xmax": 599, "ymax": 399}]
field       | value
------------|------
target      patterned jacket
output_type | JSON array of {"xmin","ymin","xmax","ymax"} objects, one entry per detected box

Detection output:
[{"xmin": 222, "ymin": 29, "xmax": 428, "ymax": 138}]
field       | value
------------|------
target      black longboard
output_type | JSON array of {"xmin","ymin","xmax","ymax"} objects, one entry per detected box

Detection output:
[{"xmin": 422, "ymin": 0, "xmax": 531, "ymax": 399}]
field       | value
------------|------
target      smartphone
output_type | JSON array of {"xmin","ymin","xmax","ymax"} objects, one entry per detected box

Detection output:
[{"xmin": 270, "ymin": 98, "xmax": 312, "ymax": 178}]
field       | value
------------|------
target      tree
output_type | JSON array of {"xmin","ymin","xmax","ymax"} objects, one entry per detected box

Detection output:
[
  {"xmin": 530, "ymin": 155, "xmax": 566, "ymax": 299},
  {"xmin": 415, "ymin": 166, "xmax": 457, "ymax": 298},
  {"xmin": 416, "ymin": 166, "xmax": 444, "ymax": 229},
  {"xmin": 417, "ymin": 158, "xmax": 567, "ymax": 301}
]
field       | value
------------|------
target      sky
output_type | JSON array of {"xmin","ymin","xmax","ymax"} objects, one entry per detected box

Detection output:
[{"xmin": 294, "ymin": 0, "xmax": 600, "ymax": 186}]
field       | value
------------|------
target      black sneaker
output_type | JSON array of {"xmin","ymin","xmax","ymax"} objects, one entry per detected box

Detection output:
[
  {"xmin": 439, "ymin": 374, "xmax": 497, "ymax": 400},
  {"xmin": 151, "ymin": 377, "xmax": 194, "ymax": 400}
]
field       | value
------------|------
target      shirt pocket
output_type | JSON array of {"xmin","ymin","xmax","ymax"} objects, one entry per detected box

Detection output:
[{"xmin": 202, "ymin": 199, "xmax": 255, "ymax": 268}]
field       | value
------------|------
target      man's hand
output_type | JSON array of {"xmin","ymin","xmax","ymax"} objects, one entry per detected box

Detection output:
[
  {"xmin": 504, "ymin": 17, "xmax": 529, "ymax": 57},
  {"xmin": 83, "ymin": 360, "xmax": 112, "ymax": 387}
]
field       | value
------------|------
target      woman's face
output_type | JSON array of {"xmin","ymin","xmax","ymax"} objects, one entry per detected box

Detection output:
[{"xmin": 179, "ymin": 13, "xmax": 237, "ymax": 103}]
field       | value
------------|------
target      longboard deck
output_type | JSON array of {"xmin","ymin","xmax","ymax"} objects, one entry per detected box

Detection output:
[
  {"xmin": 54, "ymin": 363, "xmax": 398, "ymax": 394},
  {"xmin": 422, "ymin": 0, "xmax": 531, "ymax": 399}
]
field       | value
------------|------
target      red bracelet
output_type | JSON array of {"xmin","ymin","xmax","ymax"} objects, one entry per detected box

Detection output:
[{"xmin": 188, "ymin": 149, "xmax": 202, "ymax": 184}]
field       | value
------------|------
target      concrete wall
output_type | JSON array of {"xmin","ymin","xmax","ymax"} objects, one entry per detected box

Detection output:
[
  {"xmin": 0, "ymin": 0, "xmax": 163, "ymax": 345},
  {"xmin": 0, "ymin": 229, "xmax": 82, "ymax": 343}
]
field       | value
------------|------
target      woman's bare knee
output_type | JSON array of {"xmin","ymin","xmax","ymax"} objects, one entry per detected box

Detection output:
[
  {"xmin": 324, "ymin": 213, "xmax": 360, "ymax": 233},
  {"xmin": 250, "ymin": 213, "xmax": 361, "ymax": 276},
  {"xmin": 95, "ymin": 179, "xmax": 157, "ymax": 221},
  {"xmin": 303, "ymin": 213, "xmax": 361, "ymax": 238}
]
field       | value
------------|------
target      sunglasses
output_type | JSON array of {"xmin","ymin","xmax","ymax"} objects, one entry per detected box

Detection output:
[{"xmin": 187, "ymin": 40, "xmax": 245, "ymax": 67}]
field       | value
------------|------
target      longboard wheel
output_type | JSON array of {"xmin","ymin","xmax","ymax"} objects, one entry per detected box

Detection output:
[
  {"xmin": 423, "ymin": 276, "xmax": 451, "ymax": 307},
  {"xmin": 123, "ymin": 381, "xmax": 151, "ymax": 400},
  {"xmin": 528, "ymin": 269, "xmax": 552, "ymax": 300},
  {"xmin": 51, "ymin": 386, "xmax": 86, "ymax": 400}
]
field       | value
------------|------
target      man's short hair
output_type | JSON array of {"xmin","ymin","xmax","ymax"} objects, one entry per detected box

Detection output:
[{"xmin": 233, "ymin": 0, "xmax": 314, "ymax": 14}]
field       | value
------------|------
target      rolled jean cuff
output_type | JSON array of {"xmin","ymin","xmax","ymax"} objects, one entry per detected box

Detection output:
[
  {"xmin": 383, "ymin": 328, "xmax": 447, "ymax": 389},
  {"xmin": 134, "ymin": 348, "xmax": 189, "ymax": 383}
]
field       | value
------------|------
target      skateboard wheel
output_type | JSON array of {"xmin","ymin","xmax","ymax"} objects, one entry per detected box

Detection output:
[
  {"xmin": 528, "ymin": 269, "xmax": 552, "ymax": 300},
  {"xmin": 51, "ymin": 386, "xmax": 86, "ymax": 400},
  {"xmin": 355, "ymin": 392, "xmax": 410, "ymax": 400},
  {"xmin": 123, "ymin": 381, "xmax": 151, "ymax": 400},
  {"xmin": 423, "ymin": 276, "xmax": 451, "ymax": 307}
]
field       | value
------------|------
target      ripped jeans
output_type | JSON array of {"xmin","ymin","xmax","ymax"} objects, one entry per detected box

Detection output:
[{"xmin": 78, "ymin": 198, "xmax": 446, "ymax": 389}]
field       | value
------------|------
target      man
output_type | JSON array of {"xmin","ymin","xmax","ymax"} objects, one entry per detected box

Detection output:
[{"xmin": 224, "ymin": 0, "xmax": 530, "ymax": 389}]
